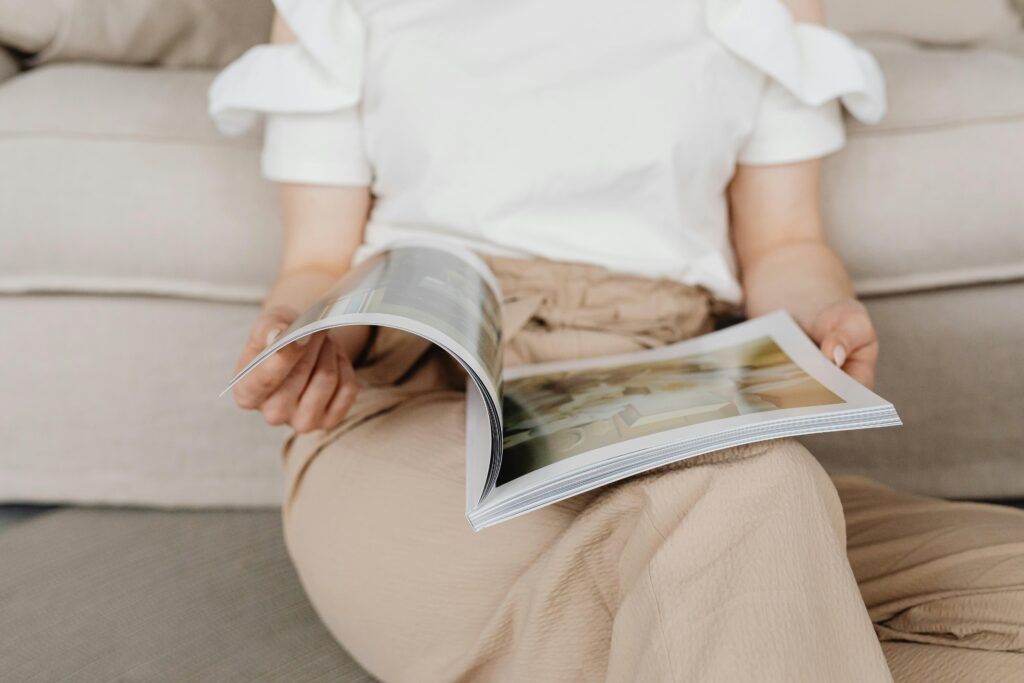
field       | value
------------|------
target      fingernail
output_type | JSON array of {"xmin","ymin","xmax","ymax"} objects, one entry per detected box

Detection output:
[
  {"xmin": 833, "ymin": 344, "xmax": 847, "ymax": 368},
  {"xmin": 264, "ymin": 328, "xmax": 282, "ymax": 348},
  {"xmin": 297, "ymin": 334, "xmax": 311, "ymax": 347}
]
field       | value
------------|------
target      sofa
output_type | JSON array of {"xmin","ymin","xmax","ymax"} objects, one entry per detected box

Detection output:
[{"xmin": 0, "ymin": 0, "xmax": 1022, "ymax": 680}]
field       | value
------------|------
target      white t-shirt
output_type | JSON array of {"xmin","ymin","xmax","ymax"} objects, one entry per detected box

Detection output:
[{"xmin": 210, "ymin": 0, "xmax": 886, "ymax": 303}]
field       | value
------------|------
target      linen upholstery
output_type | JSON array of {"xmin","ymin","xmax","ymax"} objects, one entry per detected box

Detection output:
[
  {"xmin": 826, "ymin": 0, "xmax": 1021, "ymax": 44},
  {"xmin": 0, "ymin": 295, "xmax": 283, "ymax": 508},
  {"xmin": 824, "ymin": 38, "xmax": 1024, "ymax": 295},
  {"xmin": 807, "ymin": 282, "xmax": 1024, "ymax": 499},
  {"xmin": 0, "ymin": 508, "xmax": 376, "ymax": 683},
  {"xmin": 0, "ymin": 0, "xmax": 274, "ymax": 69},
  {"xmin": 0, "ymin": 65, "xmax": 281, "ymax": 302}
]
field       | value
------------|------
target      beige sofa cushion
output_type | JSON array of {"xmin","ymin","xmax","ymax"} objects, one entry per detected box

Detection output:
[
  {"xmin": 826, "ymin": 0, "xmax": 1021, "ymax": 44},
  {"xmin": 2, "ymin": 53, "xmax": 1021, "ymax": 303},
  {"xmin": 0, "ymin": 64, "xmax": 280, "ymax": 302},
  {"xmin": 0, "ymin": 295, "xmax": 284, "ymax": 508},
  {"xmin": 823, "ymin": 38, "xmax": 1024, "ymax": 295},
  {"xmin": 0, "ymin": 0, "xmax": 273, "ymax": 68},
  {"xmin": 808, "ymin": 283, "xmax": 1024, "ymax": 499}
]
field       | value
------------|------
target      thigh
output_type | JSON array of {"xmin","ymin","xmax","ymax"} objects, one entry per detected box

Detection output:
[
  {"xmin": 601, "ymin": 439, "xmax": 890, "ymax": 683},
  {"xmin": 882, "ymin": 642, "xmax": 1024, "ymax": 683},
  {"xmin": 836, "ymin": 476, "xmax": 1024, "ymax": 654},
  {"xmin": 282, "ymin": 388, "xmax": 587, "ymax": 683}
]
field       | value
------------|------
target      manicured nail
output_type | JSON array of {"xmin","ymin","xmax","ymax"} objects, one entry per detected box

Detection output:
[
  {"xmin": 297, "ymin": 334, "xmax": 311, "ymax": 347},
  {"xmin": 264, "ymin": 328, "xmax": 282, "ymax": 348},
  {"xmin": 833, "ymin": 344, "xmax": 847, "ymax": 368}
]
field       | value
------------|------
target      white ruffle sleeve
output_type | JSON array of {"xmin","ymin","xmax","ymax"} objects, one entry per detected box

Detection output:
[
  {"xmin": 208, "ymin": 0, "xmax": 371, "ymax": 186},
  {"xmin": 707, "ymin": 0, "xmax": 887, "ymax": 165}
]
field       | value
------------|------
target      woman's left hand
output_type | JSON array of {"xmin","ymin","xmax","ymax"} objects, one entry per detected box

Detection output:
[{"xmin": 807, "ymin": 299, "xmax": 879, "ymax": 389}]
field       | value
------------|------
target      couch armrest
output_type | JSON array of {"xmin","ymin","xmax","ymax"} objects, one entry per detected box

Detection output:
[{"xmin": 0, "ymin": 48, "xmax": 18, "ymax": 84}]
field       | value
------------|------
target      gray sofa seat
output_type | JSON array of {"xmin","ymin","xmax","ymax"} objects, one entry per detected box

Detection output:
[
  {"xmin": 0, "ymin": 509, "xmax": 377, "ymax": 683},
  {"xmin": 4, "ymin": 507, "xmax": 1022, "ymax": 683}
]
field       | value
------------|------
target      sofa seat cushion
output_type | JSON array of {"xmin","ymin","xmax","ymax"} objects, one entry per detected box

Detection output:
[
  {"xmin": 824, "ymin": 39, "xmax": 1024, "ymax": 296},
  {"xmin": 0, "ymin": 63, "xmax": 280, "ymax": 303},
  {"xmin": 0, "ymin": 294, "xmax": 290, "ymax": 508}
]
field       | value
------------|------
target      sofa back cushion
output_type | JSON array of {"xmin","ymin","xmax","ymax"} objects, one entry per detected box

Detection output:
[
  {"xmin": 0, "ymin": 0, "xmax": 273, "ymax": 69},
  {"xmin": 0, "ymin": 0, "xmax": 1018, "ymax": 67},
  {"xmin": 825, "ymin": 0, "xmax": 1022, "ymax": 44}
]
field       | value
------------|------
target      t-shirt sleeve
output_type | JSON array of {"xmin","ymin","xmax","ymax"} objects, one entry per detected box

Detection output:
[
  {"xmin": 738, "ymin": 80, "xmax": 846, "ymax": 165},
  {"xmin": 707, "ymin": 0, "xmax": 887, "ymax": 166},
  {"xmin": 207, "ymin": 0, "xmax": 371, "ymax": 187}
]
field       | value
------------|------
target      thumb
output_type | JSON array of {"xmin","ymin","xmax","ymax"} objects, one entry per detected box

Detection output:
[
  {"xmin": 816, "ymin": 308, "xmax": 872, "ymax": 367},
  {"xmin": 819, "ymin": 333, "xmax": 848, "ymax": 368},
  {"xmin": 243, "ymin": 306, "xmax": 299, "ymax": 357}
]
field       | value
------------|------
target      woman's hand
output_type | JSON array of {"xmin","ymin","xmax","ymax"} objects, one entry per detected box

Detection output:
[
  {"xmin": 233, "ymin": 306, "xmax": 360, "ymax": 433},
  {"xmin": 806, "ymin": 298, "xmax": 879, "ymax": 389},
  {"xmin": 230, "ymin": 176, "xmax": 371, "ymax": 431},
  {"xmin": 729, "ymin": 160, "xmax": 880, "ymax": 389},
  {"xmin": 232, "ymin": 305, "xmax": 368, "ymax": 433}
]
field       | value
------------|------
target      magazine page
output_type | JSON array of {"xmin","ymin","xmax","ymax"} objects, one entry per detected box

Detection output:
[
  {"xmin": 224, "ymin": 243, "xmax": 507, "ymax": 498},
  {"xmin": 469, "ymin": 311, "xmax": 900, "ymax": 528}
]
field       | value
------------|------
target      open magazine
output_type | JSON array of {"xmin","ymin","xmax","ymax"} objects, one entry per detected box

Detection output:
[{"xmin": 226, "ymin": 244, "xmax": 901, "ymax": 530}]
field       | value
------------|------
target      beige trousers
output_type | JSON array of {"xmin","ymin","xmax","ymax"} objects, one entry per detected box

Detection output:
[{"xmin": 283, "ymin": 256, "xmax": 1024, "ymax": 683}]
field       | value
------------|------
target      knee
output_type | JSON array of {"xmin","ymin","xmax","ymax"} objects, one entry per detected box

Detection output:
[
  {"xmin": 723, "ymin": 439, "xmax": 839, "ymax": 502},
  {"xmin": 715, "ymin": 438, "xmax": 846, "ymax": 540},
  {"xmin": 638, "ymin": 438, "xmax": 845, "ymax": 550}
]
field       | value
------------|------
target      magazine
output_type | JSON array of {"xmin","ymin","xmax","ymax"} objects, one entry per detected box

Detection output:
[{"xmin": 226, "ymin": 243, "xmax": 901, "ymax": 530}]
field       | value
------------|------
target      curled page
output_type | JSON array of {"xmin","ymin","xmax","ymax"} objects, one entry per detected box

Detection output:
[{"xmin": 224, "ymin": 243, "xmax": 506, "ymax": 502}]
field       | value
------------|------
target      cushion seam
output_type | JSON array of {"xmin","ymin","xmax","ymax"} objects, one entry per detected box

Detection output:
[
  {"xmin": 0, "ymin": 275, "xmax": 268, "ymax": 304},
  {"xmin": 851, "ymin": 266, "xmax": 1024, "ymax": 296},
  {"xmin": 0, "ymin": 130, "xmax": 257, "ymax": 148},
  {"xmin": 849, "ymin": 112, "xmax": 1024, "ymax": 138}
]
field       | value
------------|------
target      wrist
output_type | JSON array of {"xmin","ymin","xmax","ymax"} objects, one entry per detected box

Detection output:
[{"xmin": 264, "ymin": 266, "xmax": 348, "ymax": 315}]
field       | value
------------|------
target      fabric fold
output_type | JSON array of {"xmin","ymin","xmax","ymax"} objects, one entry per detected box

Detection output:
[
  {"xmin": 707, "ymin": 0, "xmax": 887, "ymax": 124},
  {"xmin": 208, "ymin": 0, "xmax": 366, "ymax": 135}
]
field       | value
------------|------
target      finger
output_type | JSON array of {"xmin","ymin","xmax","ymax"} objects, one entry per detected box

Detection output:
[
  {"xmin": 238, "ymin": 306, "xmax": 299, "ymax": 367},
  {"xmin": 257, "ymin": 334, "xmax": 326, "ymax": 425},
  {"xmin": 233, "ymin": 334, "xmax": 316, "ymax": 410},
  {"xmin": 842, "ymin": 343, "xmax": 879, "ymax": 389},
  {"xmin": 323, "ymin": 349, "xmax": 360, "ymax": 430},
  {"xmin": 291, "ymin": 343, "xmax": 340, "ymax": 434},
  {"xmin": 819, "ymin": 312, "xmax": 875, "ymax": 366}
]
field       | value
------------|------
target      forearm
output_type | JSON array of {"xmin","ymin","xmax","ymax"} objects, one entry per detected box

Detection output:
[
  {"xmin": 741, "ymin": 238, "xmax": 855, "ymax": 329},
  {"xmin": 261, "ymin": 12, "xmax": 371, "ymax": 315},
  {"xmin": 262, "ymin": 182, "xmax": 371, "ymax": 314},
  {"xmin": 730, "ymin": 160, "xmax": 878, "ymax": 385}
]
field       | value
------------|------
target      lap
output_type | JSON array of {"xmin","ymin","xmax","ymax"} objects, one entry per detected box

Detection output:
[
  {"xmin": 282, "ymin": 387, "xmax": 876, "ymax": 681},
  {"xmin": 282, "ymin": 388, "xmax": 587, "ymax": 681},
  {"xmin": 284, "ymin": 390, "xmax": 1024, "ymax": 683}
]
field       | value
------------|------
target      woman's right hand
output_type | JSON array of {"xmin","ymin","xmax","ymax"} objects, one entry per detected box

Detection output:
[
  {"xmin": 230, "ymin": 171, "xmax": 372, "ymax": 432},
  {"xmin": 232, "ymin": 305, "xmax": 368, "ymax": 434}
]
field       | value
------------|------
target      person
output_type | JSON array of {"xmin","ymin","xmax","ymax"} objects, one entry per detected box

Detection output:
[{"xmin": 209, "ymin": 0, "xmax": 1024, "ymax": 680}]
